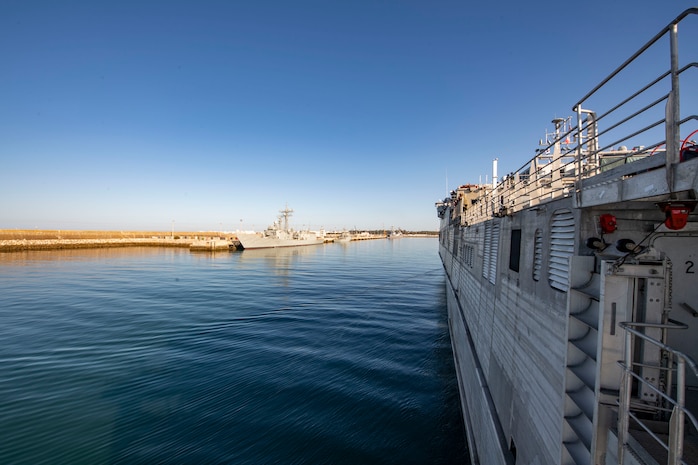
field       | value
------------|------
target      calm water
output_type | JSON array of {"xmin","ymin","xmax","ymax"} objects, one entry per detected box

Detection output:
[{"xmin": 0, "ymin": 238, "xmax": 466, "ymax": 464}]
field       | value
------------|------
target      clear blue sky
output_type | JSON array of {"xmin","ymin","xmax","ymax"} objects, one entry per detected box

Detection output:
[{"xmin": 1, "ymin": 0, "xmax": 695, "ymax": 232}]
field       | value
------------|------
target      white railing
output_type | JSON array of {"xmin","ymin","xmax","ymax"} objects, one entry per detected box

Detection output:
[
  {"xmin": 450, "ymin": 8, "xmax": 697, "ymax": 227},
  {"xmin": 617, "ymin": 320, "xmax": 698, "ymax": 465}
]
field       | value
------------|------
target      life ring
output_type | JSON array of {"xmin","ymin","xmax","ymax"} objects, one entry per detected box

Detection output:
[
  {"xmin": 680, "ymin": 128, "xmax": 698, "ymax": 151},
  {"xmin": 680, "ymin": 129, "xmax": 698, "ymax": 162},
  {"xmin": 648, "ymin": 130, "xmax": 698, "ymax": 157}
]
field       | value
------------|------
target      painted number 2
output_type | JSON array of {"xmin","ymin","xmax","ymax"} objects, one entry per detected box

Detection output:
[{"xmin": 687, "ymin": 260, "xmax": 695, "ymax": 274}]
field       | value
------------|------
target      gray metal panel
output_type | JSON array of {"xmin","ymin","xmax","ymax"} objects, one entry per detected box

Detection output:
[{"xmin": 446, "ymin": 280, "xmax": 512, "ymax": 465}]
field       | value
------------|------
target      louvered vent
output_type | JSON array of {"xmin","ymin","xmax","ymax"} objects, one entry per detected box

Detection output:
[
  {"xmin": 482, "ymin": 221, "xmax": 499, "ymax": 285},
  {"xmin": 533, "ymin": 229, "xmax": 543, "ymax": 281},
  {"xmin": 489, "ymin": 221, "xmax": 499, "ymax": 285},
  {"xmin": 483, "ymin": 222, "xmax": 492, "ymax": 282},
  {"xmin": 549, "ymin": 210, "xmax": 575, "ymax": 291}
]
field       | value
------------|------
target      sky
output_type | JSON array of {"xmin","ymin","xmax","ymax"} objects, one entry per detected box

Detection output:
[{"xmin": 1, "ymin": 0, "xmax": 696, "ymax": 232}]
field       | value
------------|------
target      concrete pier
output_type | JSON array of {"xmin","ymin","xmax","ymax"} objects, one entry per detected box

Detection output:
[{"xmin": 0, "ymin": 230, "xmax": 238, "ymax": 252}]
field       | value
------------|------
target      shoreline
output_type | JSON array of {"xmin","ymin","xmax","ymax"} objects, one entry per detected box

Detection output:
[
  {"xmin": 0, "ymin": 230, "xmax": 438, "ymax": 252},
  {"xmin": 0, "ymin": 230, "xmax": 234, "ymax": 252},
  {"xmin": 0, "ymin": 238, "xmax": 195, "ymax": 252}
]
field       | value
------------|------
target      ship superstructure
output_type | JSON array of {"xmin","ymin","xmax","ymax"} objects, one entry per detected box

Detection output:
[
  {"xmin": 236, "ymin": 206, "xmax": 324, "ymax": 250},
  {"xmin": 437, "ymin": 9, "xmax": 698, "ymax": 465}
]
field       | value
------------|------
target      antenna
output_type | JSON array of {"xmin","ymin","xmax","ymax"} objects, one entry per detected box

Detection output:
[{"xmin": 279, "ymin": 204, "xmax": 293, "ymax": 231}]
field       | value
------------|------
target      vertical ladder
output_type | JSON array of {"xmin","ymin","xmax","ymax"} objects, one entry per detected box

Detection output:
[
  {"xmin": 610, "ymin": 259, "xmax": 678, "ymax": 464},
  {"xmin": 611, "ymin": 261, "xmax": 669, "ymax": 407}
]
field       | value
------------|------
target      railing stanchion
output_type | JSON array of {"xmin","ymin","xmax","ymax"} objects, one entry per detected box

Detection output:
[
  {"xmin": 667, "ymin": 22, "xmax": 681, "ymax": 193},
  {"xmin": 668, "ymin": 357, "xmax": 686, "ymax": 465},
  {"xmin": 618, "ymin": 329, "xmax": 633, "ymax": 464}
]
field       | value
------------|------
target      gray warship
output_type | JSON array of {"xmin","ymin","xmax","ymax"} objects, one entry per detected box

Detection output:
[{"xmin": 236, "ymin": 206, "xmax": 324, "ymax": 250}]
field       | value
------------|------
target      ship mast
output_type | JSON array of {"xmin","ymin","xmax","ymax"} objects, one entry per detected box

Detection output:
[{"xmin": 279, "ymin": 206, "xmax": 294, "ymax": 232}]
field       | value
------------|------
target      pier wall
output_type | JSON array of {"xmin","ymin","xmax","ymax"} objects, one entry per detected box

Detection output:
[{"xmin": 0, "ymin": 230, "xmax": 235, "ymax": 252}]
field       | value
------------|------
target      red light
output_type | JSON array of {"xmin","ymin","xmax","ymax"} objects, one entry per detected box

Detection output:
[
  {"xmin": 664, "ymin": 206, "xmax": 690, "ymax": 230},
  {"xmin": 599, "ymin": 214, "xmax": 617, "ymax": 234},
  {"xmin": 657, "ymin": 201, "xmax": 696, "ymax": 231}
]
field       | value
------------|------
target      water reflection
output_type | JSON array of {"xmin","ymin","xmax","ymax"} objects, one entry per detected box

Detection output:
[
  {"xmin": 0, "ymin": 238, "xmax": 467, "ymax": 464},
  {"xmin": 0, "ymin": 247, "xmax": 180, "ymax": 265}
]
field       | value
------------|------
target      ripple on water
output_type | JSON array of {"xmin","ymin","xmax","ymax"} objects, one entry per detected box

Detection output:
[{"xmin": 0, "ymin": 240, "xmax": 466, "ymax": 464}]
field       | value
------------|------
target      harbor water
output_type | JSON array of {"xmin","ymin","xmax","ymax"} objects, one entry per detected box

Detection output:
[{"xmin": 0, "ymin": 238, "xmax": 466, "ymax": 464}]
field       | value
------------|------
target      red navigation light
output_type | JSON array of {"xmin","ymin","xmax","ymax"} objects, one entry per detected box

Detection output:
[
  {"xmin": 664, "ymin": 205, "xmax": 690, "ymax": 230},
  {"xmin": 657, "ymin": 201, "xmax": 696, "ymax": 231},
  {"xmin": 599, "ymin": 214, "xmax": 617, "ymax": 234}
]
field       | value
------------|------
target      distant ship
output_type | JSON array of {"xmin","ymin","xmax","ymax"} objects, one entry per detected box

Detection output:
[
  {"xmin": 236, "ymin": 207, "xmax": 324, "ymax": 250},
  {"xmin": 337, "ymin": 230, "xmax": 353, "ymax": 242},
  {"xmin": 387, "ymin": 227, "xmax": 403, "ymax": 239},
  {"xmin": 436, "ymin": 9, "xmax": 698, "ymax": 465}
]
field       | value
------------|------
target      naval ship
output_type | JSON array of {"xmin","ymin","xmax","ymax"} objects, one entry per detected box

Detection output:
[
  {"xmin": 437, "ymin": 9, "xmax": 698, "ymax": 465},
  {"xmin": 236, "ymin": 206, "xmax": 324, "ymax": 249}
]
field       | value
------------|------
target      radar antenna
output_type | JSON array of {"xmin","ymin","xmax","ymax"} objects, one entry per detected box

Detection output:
[{"xmin": 279, "ymin": 205, "xmax": 294, "ymax": 232}]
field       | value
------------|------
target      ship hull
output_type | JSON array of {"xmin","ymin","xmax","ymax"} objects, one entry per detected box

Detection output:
[
  {"xmin": 439, "ymin": 195, "xmax": 573, "ymax": 465},
  {"xmin": 236, "ymin": 233, "xmax": 324, "ymax": 250},
  {"xmin": 443, "ymin": 269, "xmax": 510, "ymax": 465},
  {"xmin": 439, "ymin": 157, "xmax": 698, "ymax": 465},
  {"xmin": 436, "ymin": 9, "xmax": 698, "ymax": 464}
]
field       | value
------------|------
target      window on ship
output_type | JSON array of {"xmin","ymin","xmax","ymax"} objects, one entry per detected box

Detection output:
[{"xmin": 509, "ymin": 229, "xmax": 521, "ymax": 272}]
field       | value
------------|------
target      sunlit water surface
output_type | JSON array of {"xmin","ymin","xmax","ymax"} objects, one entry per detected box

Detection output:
[{"xmin": 0, "ymin": 238, "xmax": 466, "ymax": 464}]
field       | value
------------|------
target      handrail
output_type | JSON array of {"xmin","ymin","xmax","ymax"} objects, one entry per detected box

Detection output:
[
  {"xmin": 617, "ymin": 320, "xmax": 698, "ymax": 465},
  {"xmin": 572, "ymin": 8, "xmax": 698, "ymax": 111},
  {"xmin": 619, "ymin": 321, "xmax": 696, "ymax": 372},
  {"xmin": 444, "ymin": 8, "xmax": 697, "ymax": 227}
]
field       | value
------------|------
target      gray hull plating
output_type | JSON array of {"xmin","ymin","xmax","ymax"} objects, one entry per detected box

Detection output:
[
  {"xmin": 437, "ymin": 9, "xmax": 698, "ymax": 464},
  {"xmin": 236, "ymin": 232, "xmax": 324, "ymax": 249}
]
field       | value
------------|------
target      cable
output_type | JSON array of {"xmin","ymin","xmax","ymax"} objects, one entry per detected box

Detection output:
[{"xmin": 614, "ymin": 220, "xmax": 664, "ymax": 267}]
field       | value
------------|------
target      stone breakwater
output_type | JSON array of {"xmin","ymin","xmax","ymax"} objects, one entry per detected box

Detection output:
[
  {"xmin": 0, "ymin": 238, "xmax": 194, "ymax": 252},
  {"xmin": 0, "ymin": 230, "xmax": 239, "ymax": 252}
]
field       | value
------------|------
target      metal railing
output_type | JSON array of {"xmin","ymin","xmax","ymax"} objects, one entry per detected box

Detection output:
[
  {"xmin": 617, "ymin": 320, "xmax": 698, "ymax": 465},
  {"xmin": 450, "ymin": 8, "xmax": 697, "ymax": 227}
]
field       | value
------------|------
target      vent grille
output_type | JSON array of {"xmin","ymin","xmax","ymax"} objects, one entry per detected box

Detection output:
[
  {"xmin": 482, "ymin": 220, "xmax": 500, "ymax": 285},
  {"xmin": 483, "ymin": 222, "xmax": 491, "ymax": 282},
  {"xmin": 549, "ymin": 210, "xmax": 575, "ymax": 291},
  {"xmin": 533, "ymin": 229, "xmax": 543, "ymax": 281},
  {"xmin": 490, "ymin": 222, "xmax": 499, "ymax": 284}
]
